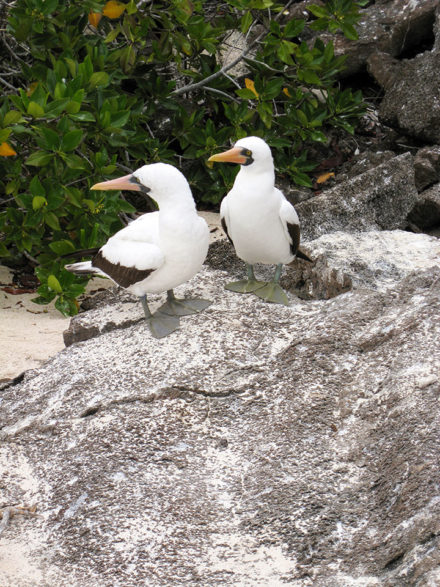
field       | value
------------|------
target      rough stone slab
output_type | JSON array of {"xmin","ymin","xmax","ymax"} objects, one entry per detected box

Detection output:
[
  {"xmin": 283, "ymin": 230, "xmax": 440, "ymax": 299},
  {"xmin": 367, "ymin": 7, "xmax": 440, "ymax": 143},
  {"xmin": 294, "ymin": 153, "xmax": 418, "ymax": 241},
  {"xmin": 313, "ymin": 0, "xmax": 439, "ymax": 76},
  {"xmin": 1, "ymin": 233, "xmax": 440, "ymax": 586}
]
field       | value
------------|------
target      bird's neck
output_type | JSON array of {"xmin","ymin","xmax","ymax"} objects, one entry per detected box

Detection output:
[
  {"xmin": 235, "ymin": 162, "xmax": 275, "ymax": 191},
  {"xmin": 158, "ymin": 192, "xmax": 196, "ymax": 216}
]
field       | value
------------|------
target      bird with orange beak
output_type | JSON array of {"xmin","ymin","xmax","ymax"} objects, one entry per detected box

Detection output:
[
  {"xmin": 208, "ymin": 136, "xmax": 310, "ymax": 305},
  {"xmin": 65, "ymin": 163, "xmax": 211, "ymax": 338}
]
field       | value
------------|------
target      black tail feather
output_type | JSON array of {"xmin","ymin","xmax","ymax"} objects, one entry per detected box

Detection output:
[
  {"xmin": 296, "ymin": 248, "xmax": 313, "ymax": 262},
  {"xmin": 61, "ymin": 247, "xmax": 100, "ymax": 260}
]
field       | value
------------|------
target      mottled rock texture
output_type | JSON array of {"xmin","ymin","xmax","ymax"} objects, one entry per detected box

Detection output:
[
  {"xmin": 1, "ymin": 231, "xmax": 440, "ymax": 587},
  {"xmin": 315, "ymin": 0, "xmax": 439, "ymax": 76},
  {"xmin": 296, "ymin": 153, "xmax": 418, "ymax": 241}
]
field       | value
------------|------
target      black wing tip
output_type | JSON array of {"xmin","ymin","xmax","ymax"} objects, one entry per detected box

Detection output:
[{"xmin": 296, "ymin": 249, "xmax": 313, "ymax": 263}]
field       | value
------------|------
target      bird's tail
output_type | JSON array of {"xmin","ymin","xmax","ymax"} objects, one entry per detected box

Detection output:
[
  {"xmin": 296, "ymin": 248, "xmax": 313, "ymax": 262},
  {"xmin": 65, "ymin": 260, "xmax": 106, "ymax": 277}
]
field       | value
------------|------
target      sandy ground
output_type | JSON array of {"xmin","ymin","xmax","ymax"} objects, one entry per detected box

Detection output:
[{"xmin": 0, "ymin": 212, "xmax": 222, "ymax": 383}]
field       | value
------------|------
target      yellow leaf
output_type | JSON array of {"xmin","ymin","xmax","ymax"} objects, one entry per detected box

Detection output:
[
  {"xmin": 283, "ymin": 87, "xmax": 291, "ymax": 97},
  {"xmin": 26, "ymin": 81, "xmax": 38, "ymax": 97},
  {"xmin": 245, "ymin": 78, "xmax": 259, "ymax": 98},
  {"xmin": 316, "ymin": 171, "xmax": 335, "ymax": 184},
  {"xmin": 0, "ymin": 142, "xmax": 17, "ymax": 157},
  {"xmin": 88, "ymin": 12, "xmax": 102, "ymax": 27},
  {"xmin": 103, "ymin": 1, "xmax": 126, "ymax": 19}
]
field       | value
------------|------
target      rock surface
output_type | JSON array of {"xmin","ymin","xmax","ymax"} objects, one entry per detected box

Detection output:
[
  {"xmin": 296, "ymin": 153, "xmax": 418, "ymax": 240},
  {"xmin": 1, "ymin": 231, "xmax": 440, "ymax": 586},
  {"xmin": 313, "ymin": 0, "xmax": 439, "ymax": 77}
]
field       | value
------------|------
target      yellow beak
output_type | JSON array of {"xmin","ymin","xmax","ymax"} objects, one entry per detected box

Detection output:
[
  {"xmin": 208, "ymin": 146, "xmax": 247, "ymax": 165},
  {"xmin": 91, "ymin": 173, "xmax": 141, "ymax": 191}
]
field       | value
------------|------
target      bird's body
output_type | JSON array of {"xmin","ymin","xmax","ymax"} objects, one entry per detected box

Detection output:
[
  {"xmin": 209, "ymin": 136, "xmax": 310, "ymax": 305},
  {"xmin": 66, "ymin": 163, "xmax": 211, "ymax": 337}
]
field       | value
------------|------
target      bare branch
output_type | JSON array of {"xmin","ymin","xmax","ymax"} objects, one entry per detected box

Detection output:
[
  {"xmin": 171, "ymin": 0, "xmax": 295, "ymax": 97},
  {"xmin": 204, "ymin": 86, "xmax": 240, "ymax": 103},
  {"xmin": 0, "ymin": 75, "xmax": 16, "ymax": 91}
]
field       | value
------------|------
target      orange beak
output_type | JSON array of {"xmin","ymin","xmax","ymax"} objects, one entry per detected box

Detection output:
[
  {"xmin": 91, "ymin": 174, "xmax": 141, "ymax": 191},
  {"xmin": 208, "ymin": 146, "xmax": 247, "ymax": 165}
]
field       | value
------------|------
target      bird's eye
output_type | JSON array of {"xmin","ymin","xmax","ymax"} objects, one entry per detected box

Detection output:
[{"xmin": 245, "ymin": 150, "xmax": 252, "ymax": 156}]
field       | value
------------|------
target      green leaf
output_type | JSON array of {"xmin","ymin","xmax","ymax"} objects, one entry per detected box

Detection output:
[
  {"xmin": 284, "ymin": 18, "xmax": 305, "ymax": 38},
  {"xmin": 32, "ymin": 195, "xmax": 48, "ymax": 210},
  {"xmin": 0, "ymin": 243, "xmax": 10, "ymax": 257},
  {"xmin": 307, "ymin": 4, "xmax": 328, "ymax": 18},
  {"xmin": 3, "ymin": 110, "xmax": 22, "ymax": 126},
  {"xmin": 61, "ymin": 129, "xmax": 83, "ymax": 151},
  {"xmin": 89, "ymin": 72, "xmax": 110, "ymax": 88},
  {"xmin": 49, "ymin": 239, "xmax": 76, "ymax": 255},
  {"xmin": 68, "ymin": 112, "xmax": 96, "ymax": 122},
  {"xmin": 241, "ymin": 11, "xmax": 253, "ymax": 34},
  {"xmin": 105, "ymin": 28, "xmax": 121, "ymax": 43},
  {"xmin": 44, "ymin": 211, "xmax": 61, "ymax": 230},
  {"xmin": 48, "ymin": 274, "xmax": 63, "ymax": 293},
  {"xmin": 64, "ymin": 58, "xmax": 77, "ymax": 77},
  {"xmin": 236, "ymin": 88, "xmax": 258, "ymax": 100},
  {"xmin": 25, "ymin": 151, "xmax": 54, "ymax": 166},
  {"xmin": 39, "ymin": 127, "xmax": 60, "ymax": 150},
  {"xmin": 0, "ymin": 128, "xmax": 11, "ymax": 142},
  {"xmin": 32, "ymin": 293, "xmax": 57, "ymax": 305},
  {"xmin": 29, "ymin": 176, "xmax": 46, "ymax": 197},
  {"xmin": 55, "ymin": 296, "xmax": 78, "ymax": 317},
  {"xmin": 65, "ymin": 101, "xmax": 81, "ymax": 115},
  {"xmin": 110, "ymin": 111, "xmax": 130, "ymax": 128},
  {"xmin": 296, "ymin": 109, "xmax": 309, "ymax": 125},
  {"xmin": 27, "ymin": 101, "xmax": 45, "ymax": 118},
  {"xmin": 277, "ymin": 42, "xmax": 294, "ymax": 65},
  {"xmin": 340, "ymin": 22, "xmax": 358, "ymax": 40},
  {"xmin": 59, "ymin": 152, "xmax": 86, "ymax": 169},
  {"xmin": 44, "ymin": 98, "xmax": 70, "ymax": 118}
]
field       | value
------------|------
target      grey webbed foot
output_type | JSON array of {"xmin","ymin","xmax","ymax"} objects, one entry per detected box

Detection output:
[
  {"xmin": 146, "ymin": 311, "xmax": 180, "ymax": 338},
  {"xmin": 225, "ymin": 279, "xmax": 267, "ymax": 293},
  {"xmin": 253, "ymin": 282, "xmax": 290, "ymax": 306},
  {"xmin": 158, "ymin": 290, "xmax": 212, "ymax": 316}
]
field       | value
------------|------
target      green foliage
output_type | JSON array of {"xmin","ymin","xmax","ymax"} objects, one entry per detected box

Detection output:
[{"xmin": 0, "ymin": 0, "xmax": 367, "ymax": 315}]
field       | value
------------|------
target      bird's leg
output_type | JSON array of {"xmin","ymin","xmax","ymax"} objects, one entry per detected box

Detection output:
[
  {"xmin": 157, "ymin": 289, "xmax": 212, "ymax": 317},
  {"xmin": 225, "ymin": 263, "xmax": 266, "ymax": 293},
  {"xmin": 253, "ymin": 264, "xmax": 290, "ymax": 306},
  {"xmin": 139, "ymin": 294, "xmax": 180, "ymax": 338}
]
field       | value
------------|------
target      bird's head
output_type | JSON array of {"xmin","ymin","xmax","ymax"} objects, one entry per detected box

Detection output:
[
  {"xmin": 91, "ymin": 162, "xmax": 193, "ymax": 206},
  {"xmin": 208, "ymin": 136, "xmax": 273, "ymax": 170}
]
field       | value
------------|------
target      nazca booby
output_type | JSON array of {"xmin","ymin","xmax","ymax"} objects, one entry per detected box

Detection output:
[
  {"xmin": 208, "ymin": 136, "xmax": 311, "ymax": 305},
  {"xmin": 65, "ymin": 162, "xmax": 211, "ymax": 338}
]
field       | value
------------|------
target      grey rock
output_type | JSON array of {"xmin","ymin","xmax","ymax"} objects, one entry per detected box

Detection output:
[
  {"xmin": 314, "ymin": 0, "xmax": 439, "ymax": 77},
  {"xmin": 407, "ymin": 182, "xmax": 440, "ymax": 230},
  {"xmin": 1, "ymin": 233, "xmax": 440, "ymax": 586},
  {"xmin": 296, "ymin": 153, "xmax": 418, "ymax": 240},
  {"xmin": 368, "ymin": 7, "xmax": 440, "ymax": 143},
  {"xmin": 283, "ymin": 230, "xmax": 440, "ymax": 300},
  {"xmin": 414, "ymin": 146, "xmax": 440, "ymax": 192}
]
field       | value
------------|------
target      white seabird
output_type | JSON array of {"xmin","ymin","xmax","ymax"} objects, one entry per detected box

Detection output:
[
  {"xmin": 208, "ymin": 136, "xmax": 311, "ymax": 305},
  {"xmin": 65, "ymin": 162, "xmax": 211, "ymax": 338}
]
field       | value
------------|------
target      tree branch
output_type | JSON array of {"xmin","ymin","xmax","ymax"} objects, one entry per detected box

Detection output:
[
  {"xmin": 204, "ymin": 86, "xmax": 240, "ymax": 103},
  {"xmin": 171, "ymin": 0, "xmax": 296, "ymax": 97}
]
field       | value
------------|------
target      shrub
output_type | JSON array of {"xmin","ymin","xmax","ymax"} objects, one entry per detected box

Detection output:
[{"xmin": 0, "ymin": 0, "xmax": 367, "ymax": 315}]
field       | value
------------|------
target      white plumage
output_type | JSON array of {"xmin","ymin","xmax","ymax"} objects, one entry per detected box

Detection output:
[
  {"xmin": 66, "ymin": 162, "xmax": 211, "ymax": 337},
  {"xmin": 209, "ymin": 136, "xmax": 309, "ymax": 305}
]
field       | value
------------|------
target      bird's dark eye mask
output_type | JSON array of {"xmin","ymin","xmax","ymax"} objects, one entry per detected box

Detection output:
[
  {"xmin": 130, "ymin": 175, "xmax": 151, "ymax": 194},
  {"xmin": 241, "ymin": 148, "xmax": 254, "ymax": 166}
]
